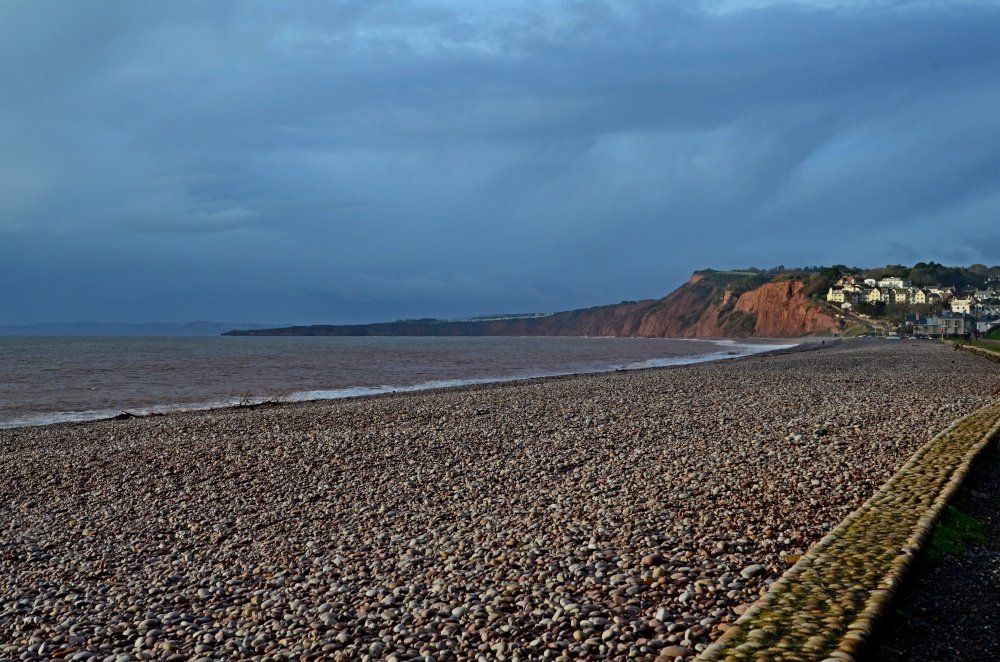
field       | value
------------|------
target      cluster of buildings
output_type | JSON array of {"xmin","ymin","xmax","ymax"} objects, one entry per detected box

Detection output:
[
  {"xmin": 826, "ymin": 275, "xmax": 1000, "ymax": 338},
  {"xmin": 825, "ymin": 276, "xmax": 958, "ymax": 306}
]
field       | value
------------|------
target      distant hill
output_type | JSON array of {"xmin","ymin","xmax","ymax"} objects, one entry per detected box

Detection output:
[
  {"xmin": 225, "ymin": 268, "xmax": 862, "ymax": 339},
  {"xmin": 0, "ymin": 321, "xmax": 279, "ymax": 336}
]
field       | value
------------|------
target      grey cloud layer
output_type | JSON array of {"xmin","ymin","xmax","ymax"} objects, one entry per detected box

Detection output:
[{"xmin": 2, "ymin": 1, "xmax": 1000, "ymax": 324}]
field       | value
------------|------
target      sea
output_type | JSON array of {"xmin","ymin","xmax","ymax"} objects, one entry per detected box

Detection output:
[{"xmin": 0, "ymin": 335, "xmax": 796, "ymax": 429}]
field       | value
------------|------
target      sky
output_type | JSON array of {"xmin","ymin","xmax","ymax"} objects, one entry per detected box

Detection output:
[{"xmin": 3, "ymin": 0, "xmax": 1000, "ymax": 325}]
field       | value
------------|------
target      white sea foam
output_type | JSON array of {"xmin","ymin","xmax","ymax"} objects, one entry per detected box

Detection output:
[
  {"xmin": 622, "ymin": 341, "xmax": 797, "ymax": 369},
  {"xmin": 0, "ymin": 338, "xmax": 799, "ymax": 429}
]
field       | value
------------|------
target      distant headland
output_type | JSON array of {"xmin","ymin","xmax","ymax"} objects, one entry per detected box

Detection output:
[
  {"xmin": 224, "ymin": 263, "xmax": 1000, "ymax": 339},
  {"xmin": 0, "ymin": 321, "xmax": 279, "ymax": 337}
]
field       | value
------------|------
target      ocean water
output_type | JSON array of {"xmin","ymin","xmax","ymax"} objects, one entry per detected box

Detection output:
[{"xmin": 0, "ymin": 335, "xmax": 795, "ymax": 428}]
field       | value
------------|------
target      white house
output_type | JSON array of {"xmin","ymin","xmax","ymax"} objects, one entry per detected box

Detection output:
[
  {"xmin": 878, "ymin": 277, "xmax": 912, "ymax": 289},
  {"xmin": 951, "ymin": 298, "xmax": 977, "ymax": 314},
  {"xmin": 977, "ymin": 318, "xmax": 1000, "ymax": 334},
  {"xmin": 915, "ymin": 313, "xmax": 970, "ymax": 337},
  {"xmin": 928, "ymin": 286, "xmax": 955, "ymax": 299},
  {"xmin": 828, "ymin": 287, "xmax": 869, "ymax": 304}
]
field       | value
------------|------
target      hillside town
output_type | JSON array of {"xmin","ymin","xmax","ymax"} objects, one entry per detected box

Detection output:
[{"xmin": 826, "ymin": 275, "xmax": 1000, "ymax": 338}]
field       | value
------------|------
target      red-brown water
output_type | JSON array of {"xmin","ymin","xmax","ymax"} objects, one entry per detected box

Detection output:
[{"xmin": 0, "ymin": 335, "xmax": 794, "ymax": 428}]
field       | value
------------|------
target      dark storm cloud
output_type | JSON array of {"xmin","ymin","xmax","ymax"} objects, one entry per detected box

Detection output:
[{"xmin": 2, "ymin": 1, "xmax": 1000, "ymax": 324}]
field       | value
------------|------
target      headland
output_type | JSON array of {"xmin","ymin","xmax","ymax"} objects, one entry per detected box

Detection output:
[{"xmin": 224, "ymin": 263, "xmax": 1000, "ymax": 341}]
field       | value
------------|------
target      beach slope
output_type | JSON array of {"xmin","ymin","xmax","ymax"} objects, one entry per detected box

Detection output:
[{"xmin": 1, "ymin": 341, "xmax": 997, "ymax": 661}]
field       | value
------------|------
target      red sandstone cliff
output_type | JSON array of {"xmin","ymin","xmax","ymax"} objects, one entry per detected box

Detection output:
[
  {"xmin": 606, "ymin": 274, "xmax": 842, "ymax": 338},
  {"xmin": 733, "ymin": 281, "xmax": 841, "ymax": 337},
  {"xmin": 229, "ymin": 271, "xmax": 846, "ymax": 339}
]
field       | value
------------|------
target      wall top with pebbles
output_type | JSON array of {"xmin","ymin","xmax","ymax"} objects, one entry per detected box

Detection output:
[
  {"xmin": 697, "ymin": 398, "xmax": 1000, "ymax": 662},
  {"xmin": 959, "ymin": 344, "xmax": 1000, "ymax": 363}
]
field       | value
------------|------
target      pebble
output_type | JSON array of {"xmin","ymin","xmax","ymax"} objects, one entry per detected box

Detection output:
[
  {"xmin": 701, "ymin": 377, "xmax": 1000, "ymax": 660},
  {"xmin": 1, "ymin": 341, "xmax": 996, "ymax": 661}
]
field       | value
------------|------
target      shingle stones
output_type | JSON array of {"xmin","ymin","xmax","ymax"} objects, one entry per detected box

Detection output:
[{"xmin": 1, "ymin": 340, "xmax": 997, "ymax": 661}]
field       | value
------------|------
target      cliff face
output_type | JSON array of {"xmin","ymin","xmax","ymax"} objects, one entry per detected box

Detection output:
[
  {"xmin": 734, "ymin": 281, "xmax": 841, "ymax": 337},
  {"xmin": 227, "ymin": 272, "xmax": 845, "ymax": 339},
  {"xmin": 606, "ymin": 275, "xmax": 841, "ymax": 338}
]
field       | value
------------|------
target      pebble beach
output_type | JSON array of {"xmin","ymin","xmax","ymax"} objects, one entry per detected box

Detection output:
[{"xmin": 2, "ymin": 340, "xmax": 998, "ymax": 662}]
